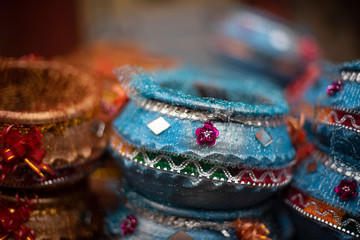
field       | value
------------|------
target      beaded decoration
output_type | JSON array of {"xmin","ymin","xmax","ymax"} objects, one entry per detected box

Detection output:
[
  {"xmin": 312, "ymin": 149, "xmax": 360, "ymax": 182},
  {"xmin": 341, "ymin": 71, "xmax": 360, "ymax": 83},
  {"xmin": 111, "ymin": 133, "xmax": 293, "ymax": 188},
  {"xmin": 135, "ymin": 98, "xmax": 285, "ymax": 127},
  {"xmin": 334, "ymin": 180, "xmax": 358, "ymax": 200},
  {"xmin": 286, "ymin": 188, "xmax": 360, "ymax": 238},
  {"xmin": 315, "ymin": 107, "xmax": 360, "ymax": 133},
  {"xmin": 123, "ymin": 201, "xmax": 271, "ymax": 240},
  {"xmin": 195, "ymin": 121, "xmax": 219, "ymax": 146},
  {"xmin": 326, "ymin": 81, "xmax": 343, "ymax": 96},
  {"xmin": 0, "ymin": 58, "xmax": 105, "ymax": 188}
]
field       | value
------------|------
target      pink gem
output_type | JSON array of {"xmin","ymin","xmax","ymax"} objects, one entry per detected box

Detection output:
[
  {"xmin": 334, "ymin": 179, "xmax": 358, "ymax": 200},
  {"xmin": 121, "ymin": 214, "xmax": 138, "ymax": 235},
  {"xmin": 326, "ymin": 81, "xmax": 343, "ymax": 96},
  {"xmin": 195, "ymin": 121, "xmax": 219, "ymax": 146}
]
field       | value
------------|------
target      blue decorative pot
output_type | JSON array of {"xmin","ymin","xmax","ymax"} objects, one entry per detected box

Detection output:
[
  {"xmin": 109, "ymin": 66, "xmax": 295, "ymax": 210},
  {"xmin": 286, "ymin": 60, "xmax": 360, "ymax": 239},
  {"xmin": 104, "ymin": 186, "xmax": 285, "ymax": 240}
]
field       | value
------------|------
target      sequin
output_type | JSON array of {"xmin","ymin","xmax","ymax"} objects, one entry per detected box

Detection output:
[
  {"xmin": 195, "ymin": 121, "xmax": 219, "ymax": 146},
  {"xmin": 255, "ymin": 129, "xmax": 273, "ymax": 147},
  {"xmin": 326, "ymin": 81, "xmax": 343, "ymax": 96},
  {"xmin": 334, "ymin": 179, "xmax": 358, "ymax": 200},
  {"xmin": 147, "ymin": 117, "xmax": 171, "ymax": 135},
  {"xmin": 121, "ymin": 214, "xmax": 138, "ymax": 235}
]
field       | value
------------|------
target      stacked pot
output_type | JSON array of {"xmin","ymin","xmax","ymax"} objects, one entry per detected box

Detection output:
[
  {"xmin": 285, "ymin": 60, "xmax": 360, "ymax": 239},
  {"xmin": 0, "ymin": 58, "xmax": 106, "ymax": 240},
  {"xmin": 105, "ymin": 66, "xmax": 296, "ymax": 239}
]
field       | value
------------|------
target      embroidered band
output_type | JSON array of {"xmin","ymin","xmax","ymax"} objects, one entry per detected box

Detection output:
[
  {"xmin": 111, "ymin": 132, "xmax": 293, "ymax": 188},
  {"xmin": 315, "ymin": 107, "xmax": 360, "ymax": 133},
  {"xmin": 124, "ymin": 201, "xmax": 271, "ymax": 239},
  {"xmin": 285, "ymin": 188, "xmax": 360, "ymax": 238},
  {"xmin": 135, "ymin": 98, "xmax": 285, "ymax": 127},
  {"xmin": 341, "ymin": 71, "xmax": 360, "ymax": 83},
  {"xmin": 128, "ymin": 202, "xmax": 233, "ymax": 237},
  {"xmin": 312, "ymin": 149, "xmax": 360, "ymax": 182}
]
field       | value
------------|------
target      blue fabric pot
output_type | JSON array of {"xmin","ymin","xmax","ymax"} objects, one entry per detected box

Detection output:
[
  {"xmin": 110, "ymin": 67, "xmax": 295, "ymax": 210},
  {"xmin": 287, "ymin": 60, "xmax": 360, "ymax": 239},
  {"xmin": 104, "ymin": 187, "xmax": 284, "ymax": 240}
]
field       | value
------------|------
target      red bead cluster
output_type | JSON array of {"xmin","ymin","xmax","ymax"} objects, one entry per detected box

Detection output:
[
  {"xmin": 334, "ymin": 179, "xmax": 358, "ymax": 200},
  {"xmin": 195, "ymin": 121, "xmax": 219, "ymax": 146},
  {"xmin": 326, "ymin": 81, "xmax": 343, "ymax": 96},
  {"xmin": 121, "ymin": 214, "xmax": 138, "ymax": 236}
]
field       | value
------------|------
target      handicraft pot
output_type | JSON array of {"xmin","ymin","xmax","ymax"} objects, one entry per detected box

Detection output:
[
  {"xmin": 213, "ymin": 6, "xmax": 318, "ymax": 85},
  {"xmin": 0, "ymin": 58, "xmax": 106, "ymax": 188},
  {"xmin": 0, "ymin": 182, "xmax": 102, "ymax": 240},
  {"xmin": 110, "ymin": 66, "xmax": 295, "ymax": 210},
  {"xmin": 104, "ymin": 187, "xmax": 283, "ymax": 240},
  {"xmin": 286, "ymin": 60, "xmax": 360, "ymax": 239}
]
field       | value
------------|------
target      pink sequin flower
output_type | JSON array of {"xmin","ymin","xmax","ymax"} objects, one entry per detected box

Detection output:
[
  {"xmin": 326, "ymin": 81, "xmax": 343, "ymax": 96},
  {"xmin": 334, "ymin": 179, "xmax": 358, "ymax": 200},
  {"xmin": 121, "ymin": 214, "xmax": 138, "ymax": 235},
  {"xmin": 195, "ymin": 121, "xmax": 219, "ymax": 146}
]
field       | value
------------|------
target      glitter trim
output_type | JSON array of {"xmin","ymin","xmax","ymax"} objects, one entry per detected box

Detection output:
[
  {"xmin": 286, "ymin": 188, "xmax": 360, "ymax": 238},
  {"xmin": 134, "ymin": 98, "xmax": 285, "ymax": 126},
  {"xmin": 315, "ymin": 107, "xmax": 360, "ymax": 133},
  {"xmin": 110, "ymin": 133, "xmax": 293, "ymax": 188},
  {"xmin": 312, "ymin": 149, "xmax": 360, "ymax": 182},
  {"xmin": 341, "ymin": 71, "xmax": 360, "ymax": 82},
  {"xmin": 128, "ymin": 202, "xmax": 232, "ymax": 236},
  {"xmin": 0, "ymin": 111, "xmax": 93, "ymax": 136}
]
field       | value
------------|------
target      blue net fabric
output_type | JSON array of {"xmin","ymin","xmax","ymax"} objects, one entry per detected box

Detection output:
[
  {"xmin": 317, "ymin": 60, "xmax": 360, "ymax": 110},
  {"xmin": 300, "ymin": 62, "xmax": 336, "ymax": 143},
  {"xmin": 293, "ymin": 158, "xmax": 360, "ymax": 215},
  {"xmin": 303, "ymin": 62, "xmax": 337, "ymax": 105},
  {"xmin": 287, "ymin": 60, "xmax": 360, "ymax": 239},
  {"xmin": 212, "ymin": 6, "xmax": 318, "ymax": 84},
  {"xmin": 114, "ymin": 102, "xmax": 293, "ymax": 167},
  {"xmin": 128, "ymin": 68, "xmax": 289, "ymax": 116},
  {"xmin": 104, "ymin": 187, "xmax": 283, "ymax": 240},
  {"xmin": 111, "ymin": 67, "xmax": 295, "ymax": 207},
  {"xmin": 288, "ymin": 157, "xmax": 360, "ymax": 239},
  {"xmin": 114, "ymin": 67, "xmax": 294, "ymax": 165},
  {"xmin": 312, "ymin": 60, "xmax": 360, "ymax": 168},
  {"xmin": 111, "ymin": 66, "xmax": 295, "ymax": 209}
]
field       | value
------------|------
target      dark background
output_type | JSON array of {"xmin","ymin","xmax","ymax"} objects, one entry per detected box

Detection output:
[{"xmin": 1, "ymin": 0, "xmax": 360, "ymax": 63}]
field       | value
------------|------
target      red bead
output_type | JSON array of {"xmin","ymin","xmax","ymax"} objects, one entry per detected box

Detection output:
[{"xmin": 334, "ymin": 179, "xmax": 358, "ymax": 200}]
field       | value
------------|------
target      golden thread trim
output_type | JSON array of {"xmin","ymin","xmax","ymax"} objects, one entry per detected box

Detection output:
[{"xmin": 0, "ymin": 111, "xmax": 93, "ymax": 135}]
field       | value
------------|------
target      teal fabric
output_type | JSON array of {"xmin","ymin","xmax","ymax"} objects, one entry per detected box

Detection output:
[
  {"xmin": 289, "ymin": 60, "xmax": 360, "ymax": 240},
  {"xmin": 111, "ymin": 68, "xmax": 294, "ymax": 209},
  {"xmin": 129, "ymin": 68, "xmax": 289, "ymax": 116},
  {"xmin": 114, "ymin": 102, "xmax": 294, "ymax": 168},
  {"xmin": 104, "ymin": 188, "xmax": 282, "ymax": 240},
  {"xmin": 213, "ymin": 6, "xmax": 314, "ymax": 84},
  {"xmin": 293, "ymin": 158, "xmax": 360, "ymax": 215}
]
